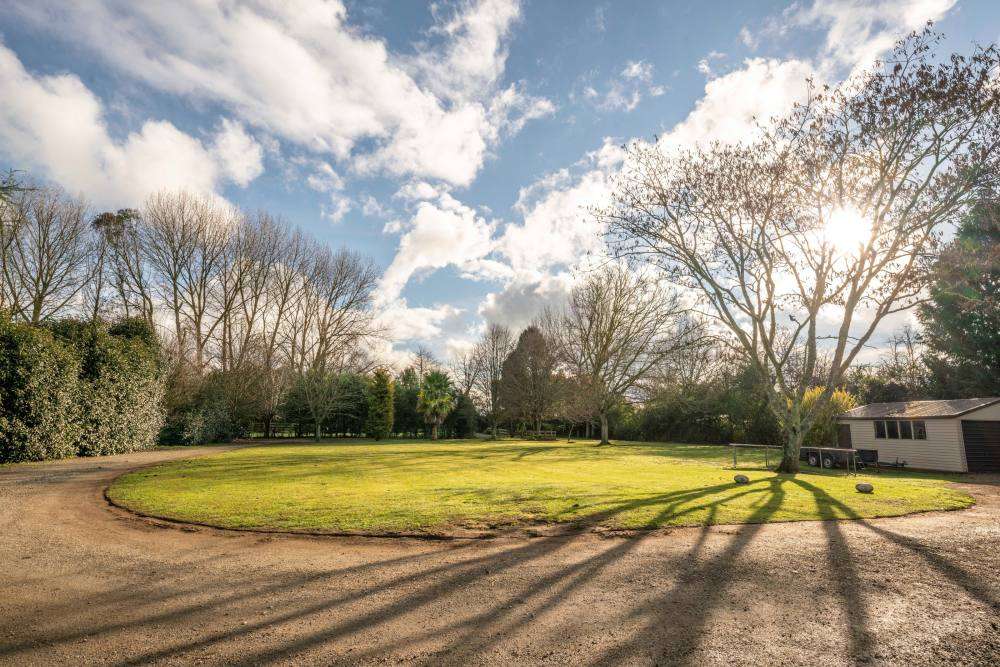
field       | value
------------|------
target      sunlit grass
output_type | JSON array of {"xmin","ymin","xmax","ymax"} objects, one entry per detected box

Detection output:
[{"xmin": 106, "ymin": 439, "xmax": 974, "ymax": 534}]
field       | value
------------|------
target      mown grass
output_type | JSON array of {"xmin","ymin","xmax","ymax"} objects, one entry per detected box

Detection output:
[{"xmin": 106, "ymin": 439, "xmax": 974, "ymax": 533}]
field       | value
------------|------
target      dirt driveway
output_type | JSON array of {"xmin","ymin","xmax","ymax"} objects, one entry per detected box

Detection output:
[{"xmin": 1, "ymin": 447, "xmax": 998, "ymax": 666}]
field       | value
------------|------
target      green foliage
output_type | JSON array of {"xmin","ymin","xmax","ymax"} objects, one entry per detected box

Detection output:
[
  {"xmin": 800, "ymin": 388, "xmax": 858, "ymax": 448},
  {"xmin": 919, "ymin": 201, "xmax": 1000, "ymax": 397},
  {"xmin": 0, "ymin": 315, "xmax": 163, "ymax": 463},
  {"xmin": 0, "ymin": 318, "xmax": 81, "ymax": 462},
  {"xmin": 393, "ymin": 367, "xmax": 421, "ymax": 436},
  {"xmin": 444, "ymin": 392, "xmax": 478, "ymax": 438},
  {"xmin": 417, "ymin": 371, "xmax": 454, "ymax": 439},
  {"xmin": 366, "ymin": 368, "xmax": 394, "ymax": 440},
  {"xmin": 617, "ymin": 364, "xmax": 781, "ymax": 446}
]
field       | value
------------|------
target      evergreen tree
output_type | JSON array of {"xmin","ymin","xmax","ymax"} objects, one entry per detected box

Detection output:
[
  {"xmin": 366, "ymin": 367, "xmax": 394, "ymax": 440},
  {"xmin": 417, "ymin": 371, "xmax": 454, "ymax": 440},
  {"xmin": 919, "ymin": 201, "xmax": 1000, "ymax": 397}
]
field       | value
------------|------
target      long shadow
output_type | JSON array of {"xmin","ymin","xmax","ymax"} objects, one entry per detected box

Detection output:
[
  {"xmin": 794, "ymin": 477, "xmax": 999, "ymax": 611},
  {"xmin": 587, "ymin": 476, "xmax": 788, "ymax": 666},
  {"xmin": 0, "ymin": 546, "xmax": 464, "ymax": 659},
  {"xmin": 124, "ymin": 480, "xmax": 773, "ymax": 665},
  {"xmin": 241, "ymin": 480, "xmax": 783, "ymax": 665},
  {"xmin": 789, "ymin": 478, "xmax": 876, "ymax": 662}
]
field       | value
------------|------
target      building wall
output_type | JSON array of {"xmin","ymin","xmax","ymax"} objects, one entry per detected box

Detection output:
[
  {"xmin": 966, "ymin": 402, "xmax": 1000, "ymax": 420},
  {"xmin": 846, "ymin": 419, "xmax": 967, "ymax": 472}
]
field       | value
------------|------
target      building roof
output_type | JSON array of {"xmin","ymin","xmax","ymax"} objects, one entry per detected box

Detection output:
[{"xmin": 839, "ymin": 397, "xmax": 1000, "ymax": 420}]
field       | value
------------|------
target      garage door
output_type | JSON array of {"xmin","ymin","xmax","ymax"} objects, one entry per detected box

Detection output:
[{"xmin": 962, "ymin": 421, "xmax": 1000, "ymax": 472}]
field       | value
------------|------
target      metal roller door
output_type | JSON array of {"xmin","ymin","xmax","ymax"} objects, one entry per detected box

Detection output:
[{"xmin": 962, "ymin": 420, "xmax": 1000, "ymax": 472}]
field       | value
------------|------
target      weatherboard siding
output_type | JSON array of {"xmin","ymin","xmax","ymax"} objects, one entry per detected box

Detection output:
[
  {"xmin": 967, "ymin": 403, "xmax": 1000, "ymax": 420},
  {"xmin": 847, "ymin": 419, "xmax": 967, "ymax": 472}
]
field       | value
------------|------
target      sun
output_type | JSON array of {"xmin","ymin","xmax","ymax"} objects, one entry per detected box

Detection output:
[{"xmin": 824, "ymin": 205, "xmax": 872, "ymax": 255}]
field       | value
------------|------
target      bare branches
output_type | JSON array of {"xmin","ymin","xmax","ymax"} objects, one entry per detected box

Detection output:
[{"xmin": 604, "ymin": 28, "xmax": 1000, "ymax": 469}]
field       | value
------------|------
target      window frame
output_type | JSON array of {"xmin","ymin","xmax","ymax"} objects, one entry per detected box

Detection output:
[
  {"xmin": 899, "ymin": 421, "xmax": 913, "ymax": 439},
  {"xmin": 874, "ymin": 420, "xmax": 886, "ymax": 439},
  {"xmin": 913, "ymin": 421, "xmax": 927, "ymax": 440},
  {"xmin": 886, "ymin": 420, "xmax": 900, "ymax": 439}
]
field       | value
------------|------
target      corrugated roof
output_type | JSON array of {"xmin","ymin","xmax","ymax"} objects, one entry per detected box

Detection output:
[{"xmin": 839, "ymin": 397, "xmax": 1000, "ymax": 420}]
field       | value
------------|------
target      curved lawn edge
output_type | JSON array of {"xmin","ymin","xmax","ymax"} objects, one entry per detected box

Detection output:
[{"xmin": 103, "ymin": 441, "xmax": 977, "ymax": 538}]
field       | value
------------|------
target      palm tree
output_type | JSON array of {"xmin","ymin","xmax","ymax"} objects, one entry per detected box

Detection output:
[{"xmin": 417, "ymin": 371, "xmax": 455, "ymax": 440}]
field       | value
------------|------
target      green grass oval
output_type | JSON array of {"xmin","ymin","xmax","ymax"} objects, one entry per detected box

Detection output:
[{"xmin": 107, "ymin": 440, "xmax": 974, "ymax": 534}]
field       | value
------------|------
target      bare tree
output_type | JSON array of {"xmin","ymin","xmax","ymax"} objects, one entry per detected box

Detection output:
[
  {"xmin": 605, "ymin": 29, "xmax": 1000, "ymax": 471},
  {"xmin": 545, "ymin": 265, "xmax": 700, "ymax": 445},
  {"xmin": 472, "ymin": 323, "xmax": 515, "ymax": 439},
  {"xmin": 449, "ymin": 348, "xmax": 482, "ymax": 397},
  {"xmin": 0, "ymin": 186, "xmax": 91, "ymax": 323}
]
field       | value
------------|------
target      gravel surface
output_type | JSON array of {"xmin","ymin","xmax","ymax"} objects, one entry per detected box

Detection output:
[{"xmin": 1, "ymin": 446, "xmax": 998, "ymax": 666}]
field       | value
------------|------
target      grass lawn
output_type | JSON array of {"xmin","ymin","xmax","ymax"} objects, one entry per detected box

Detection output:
[{"xmin": 106, "ymin": 439, "xmax": 974, "ymax": 534}]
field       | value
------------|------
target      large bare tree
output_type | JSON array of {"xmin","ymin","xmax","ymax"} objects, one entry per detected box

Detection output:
[
  {"xmin": 604, "ymin": 29, "xmax": 1000, "ymax": 471},
  {"xmin": 544, "ymin": 265, "xmax": 700, "ymax": 445}
]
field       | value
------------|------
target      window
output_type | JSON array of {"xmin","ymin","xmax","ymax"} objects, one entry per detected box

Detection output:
[
  {"xmin": 914, "ymin": 421, "xmax": 927, "ymax": 440},
  {"xmin": 875, "ymin": 421, "xmax": 886, "ymax": 439},
  {"xmin": 900, "ymin": 421, "xmax": 913, "ymax": 439},
  {"xmin": 887, "ymin": 420, "xmax": 900, "ymax": 439}
]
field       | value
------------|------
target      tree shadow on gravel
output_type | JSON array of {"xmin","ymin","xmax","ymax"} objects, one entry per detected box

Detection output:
[{"xmin": 88, "ymin": 479, "xmax": 779, "ymax": 665}]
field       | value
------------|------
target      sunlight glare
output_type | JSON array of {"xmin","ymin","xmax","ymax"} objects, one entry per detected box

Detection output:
[{"xmin": 824, "ymin": 205, "xmax": 872, "ymax": 256}]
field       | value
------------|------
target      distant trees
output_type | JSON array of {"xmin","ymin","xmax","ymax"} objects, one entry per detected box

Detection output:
[
  {"xmin": 499, "ymin": 326, "xmax": 559, "ymax": 434},
  {"xmin": 544, "ymin": 266, "xmax": 699, "ymax": 444},
  {"xmin": 605, "ymin": 30, "xmax": 1000, "ymax": 472},
  {"xmin": 417, "ymin": 371, "xmax": 455, "ymax": 440},
  {"xmin": 472, "ymin": 323, "xmax": 515, "ymax": 438}
]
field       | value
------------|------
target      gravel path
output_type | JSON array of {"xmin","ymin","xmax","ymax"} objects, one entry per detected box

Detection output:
[{"xmin": 1, "ymin": 446, "xmax": 998, "ymax": 666}]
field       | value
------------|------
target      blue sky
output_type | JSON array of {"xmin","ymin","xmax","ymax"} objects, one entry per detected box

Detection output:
[{"xmin": 1, "ymin": 0, "xmax": 998, "ymax": 362}]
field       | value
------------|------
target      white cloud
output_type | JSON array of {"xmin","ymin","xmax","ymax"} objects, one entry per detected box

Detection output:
[
  {"xmin": 739, "ymin": 26, "xmax": 759, "ymax": 50},
  {"xmin": 583, "ymin": 60, "xmax": 664, "ymax": 113},
  {"xmin": 376, "ymin": 193, "xmax": 496, "ymax": 304},
  {"xmin": 622, "ymin": 60, "xmax": 653, "ymax": 82},
  {"xmin": 211, "ymin": 119, "xmax": 263, "ymax": 187},
  {"xmin": 793, "ymin": 0, "xmax": 956, "ymax": 73},
  {"xmin": 0, "ymin": 41, "xmax": 239, "ymax": 207},
  {"xmin": 394, "ymin": 180, "xmax": 446, "ymax": 202},
  {"xmin": 321, "ymin": 192, "xmax": 352, "ymax": 223},
  {"xmin": 6, "ymin": 0, "xmax": 549, "ymax": 187},
  {"xmin": 306, "ymin": 162, "xmax": 346, "ymax": 193},
  {"xmin": 660, "ymin": 57, "xmax": 816, "ymax": 150}
]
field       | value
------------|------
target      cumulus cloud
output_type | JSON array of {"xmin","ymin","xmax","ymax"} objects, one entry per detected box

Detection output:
[
  {"xmin": 0, "ymin": 41, "xmax": 248, "ymax": 206},
  {"xmin": 5, "ymin": 0, "xmax": 550, "ymax": 187},
  {"xmin": 376, "ymin": 193, "xmax": 497, "ymax": 305},
  {"xmin": 793, "ymin": 0, "xmax": 956, "ymax": 73},
  {"xmin": 211, "ymin": 119, "xmax": 264, "ymax": 187}
]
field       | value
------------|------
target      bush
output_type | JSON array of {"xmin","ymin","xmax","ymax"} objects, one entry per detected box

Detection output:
[
  {"xmin": 0, "ymin": 316, "xmax": 164, "ymax": 463},
  {"xmin": 0, "ymin": 319, "xmax": 81, "ymax": 462}
]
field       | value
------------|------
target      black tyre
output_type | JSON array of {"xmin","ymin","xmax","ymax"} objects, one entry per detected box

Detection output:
[
  {"xmin": 822, "ymin": 456, "xmax": 834, "ymax": 468},
  {"xmin": 807, "ymin": 452, "xmax": 819, "ymax": 467}
]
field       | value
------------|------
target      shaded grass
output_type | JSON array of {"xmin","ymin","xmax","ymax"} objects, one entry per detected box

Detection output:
[{"xmin": 106, "ymin": 439, "xmax": 974, "ymax": 533}]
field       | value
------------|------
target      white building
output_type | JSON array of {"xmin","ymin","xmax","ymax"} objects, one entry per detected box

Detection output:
[{"xmin": 837, "ymin": 397, "xmax": 1000, "ymax": 472}]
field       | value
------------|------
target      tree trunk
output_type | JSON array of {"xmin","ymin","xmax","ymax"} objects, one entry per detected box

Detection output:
[
  {"xmin": 598, "ymin": 412, "xmax": 610, "ymax": 445},
  {"xmin": 314, "ymin": 420, "xmax": 322, "ymax": 442},
  {"xmin": 431, "ymin": 423, "xmax": 439, "ymax": 440},
  {"xmin": 263, "ymin": 415, "xmax": 273, "ymax": 439},
  {"xmin": 776, "ymin": 427, "xmax": 802, "ymax": 473},
  {"xmin": 491, "ymin": 421, "xmax": 498, "ymax": 440}
]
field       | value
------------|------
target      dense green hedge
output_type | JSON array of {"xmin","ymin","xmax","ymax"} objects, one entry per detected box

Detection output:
[{"xmin": 0, "ymin": 316, "xmax": 164, "ymax": 463}]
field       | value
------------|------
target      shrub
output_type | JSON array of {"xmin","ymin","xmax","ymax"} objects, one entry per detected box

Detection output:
[{"xmin": 0, "ymin": 319, "xmax": 81, "ymax": 462}]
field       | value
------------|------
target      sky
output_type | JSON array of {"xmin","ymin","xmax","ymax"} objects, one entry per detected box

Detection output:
[{"xmin": 1, "ymin": 0, "xmax": 998, "ymax": 364}]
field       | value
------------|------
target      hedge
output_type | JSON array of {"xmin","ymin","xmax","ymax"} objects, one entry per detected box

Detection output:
[{"xmin": 0, "ymin": 316, "xmax": 164, "ymax": 463}]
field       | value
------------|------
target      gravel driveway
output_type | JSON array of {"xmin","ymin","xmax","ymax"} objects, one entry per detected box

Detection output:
[{"xmin": 1, "ymin": 446, "xmax": 998, "ymax": 666}]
